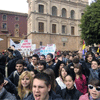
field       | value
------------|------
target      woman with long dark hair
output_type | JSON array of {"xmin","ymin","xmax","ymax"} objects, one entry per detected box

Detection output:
[
  {"xmin": 61, "ymin": 73, "xmax": 82, "ymax": 100},
  {"xmin": 74, "ymin": 63, "xmax": 87, "ymax": 94},
  {"xmin": 56, "ymin": 66, "xmax": 69, "ymax": 89}
]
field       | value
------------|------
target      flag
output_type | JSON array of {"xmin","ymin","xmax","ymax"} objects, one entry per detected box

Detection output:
[
  {"xmin": 97, "ymin": 47, "xmax": 99, "ymax": 53},
  {"xmin": 82, "ymin": 40, "xmax": 85, "ymax": 55}
]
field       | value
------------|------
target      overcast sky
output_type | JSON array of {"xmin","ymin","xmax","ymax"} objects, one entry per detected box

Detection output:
[{"xmin": 0, "ymin": 0, "xmax": 93, "ymax": 13}]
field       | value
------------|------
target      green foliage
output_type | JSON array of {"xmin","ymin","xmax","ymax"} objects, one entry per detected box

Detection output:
[{"xmin": 80, "ymin": 0, "xmax": 100, "ymax": 45}]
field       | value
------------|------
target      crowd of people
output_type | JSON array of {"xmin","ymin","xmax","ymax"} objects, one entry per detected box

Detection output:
[{"xmin": 0, "ymin": 45, "xmax": 100, "ymax": 100}]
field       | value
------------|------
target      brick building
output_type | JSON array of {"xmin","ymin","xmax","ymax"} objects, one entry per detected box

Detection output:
[
  {"xmin": 27, "ymin": 0, "xmax": 88, "ymax": 51},
  {"xmin": 0, "ymin": 10, "xmax": 28, "ymax": 52}
]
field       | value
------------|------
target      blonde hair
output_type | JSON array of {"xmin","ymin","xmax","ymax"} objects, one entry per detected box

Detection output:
[{"xmin": 18, "ymin": 71, "xmax": 33, "ymax": 100}]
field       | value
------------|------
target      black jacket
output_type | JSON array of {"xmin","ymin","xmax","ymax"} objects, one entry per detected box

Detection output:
[
  {"xmin": 26, "ymin": 90, "xmax": 63, "ymax": 100},
  {"xmin": 0, "ymin": 87, "xmax": 17, "ymax": 100},
  {"xmin": 4, "ymin": 78, "xmax": 17, "ymax": 95},
  {"xmin": 7, "ymin": 50, "xmax": 22, "ymax": 76},
  {"xmin": 61, "ymin": 87, "xmax": 82, "ymax": 100},
  {"xmin": 8, "ymin": 70, "xmax": 20, "ymax": 87},
  {"xmin": 46, "ymin": 60, "xmax": 62, "ymax": 78},
  {"xmin": 27, "ymin": 64, "xmax": 34, "ymax": 71},
  {"xmin": 0, "ymin": 55, "xmax": 6, "ymax": 76}
]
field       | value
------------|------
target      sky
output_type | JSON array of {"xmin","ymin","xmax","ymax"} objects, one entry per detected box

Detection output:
[{"xmin": 0, "ymin": 0, "xmax": 93, "ymax": 13}]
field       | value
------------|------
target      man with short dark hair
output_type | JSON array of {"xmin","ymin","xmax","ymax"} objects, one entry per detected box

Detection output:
[
  {"xmin": 0, "ymin": 73, "xmax": 17, "ymax": 100},
  {"xmin": 27, "ymin": 54, "xmax": 39, "ymax": 71},
  {"xmin": 40, "ymin": 54, "xmax": 45, "ymax": 60},
  {"xmin": 26, "ymin": 73, "xmax": 63, "ymax": 100},
  {"xmin": 46, "ymin": 53, "xmax": 62, "ymax": 77}
]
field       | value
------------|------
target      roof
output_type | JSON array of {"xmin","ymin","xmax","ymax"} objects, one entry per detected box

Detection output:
[{"xmin": 0, "ymin": 10, "xmax": 28, "ymax": 17}]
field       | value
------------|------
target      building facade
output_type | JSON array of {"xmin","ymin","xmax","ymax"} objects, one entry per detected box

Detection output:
[
  {"xmin": 27, "ymin": 0, "xmax": 88, "ymax": 51},
  {"xmin": 0, "ymin": 10, "xmax": 28, "ymax": 52}
]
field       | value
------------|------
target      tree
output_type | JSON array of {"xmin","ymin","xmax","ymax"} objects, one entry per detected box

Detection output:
[{"xmin": 80, "ymin": 0, "xmax": 100, "ymax": 46}]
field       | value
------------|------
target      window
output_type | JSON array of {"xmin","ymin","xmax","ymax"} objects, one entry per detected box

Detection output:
[
  {"xmin": 63, "ymin": 43, "xmax": 65, "ymax": 46},
  {"xmin": 62, "ymin": 8, "xmax": 66, "ymax": 17},
  {"xmin": 52, "ymin": 24, "xmax": 56, "ymax": 33},
  {"xmin": 62, "ymin": 25, "xmax": 66, "ymax": 33},
  {"xmin": 2, "ymin": 15, "xmax": 7, "ymax": 21},
  {"xmin": 2, "ymin": 23, "xmax": 7, "ymax": 29},
  {"xmin": 71, "ymin": 26, "xmax": 74, "ymax": 35},
  {"xmin": 39, "ymin": 5, "xmax": 44, "ymax": 13},
  {"xmin": 40, "ymin": 42, "xmax": 42, "ymax": 46},
  {"xmin": 71, "ymin": 10, "xmax": 75, "ymax": 19},
  {"xmin": 15, "ymin": 16, "xmax": 19, "ymax": 21},
  {"xmin": 39, "ymin": 22, "xmax": 44, "ymax": 32},
  {"xmin": 52, "ymin": 6, "xmax": 57, "ymax": 16},
  {"xmin": 15, "ymin": 24, "xmax": 19, "ymax": 28},
  {"xmin": 81, "ymin": 13, "xmax": 84, "ymax": 16}
]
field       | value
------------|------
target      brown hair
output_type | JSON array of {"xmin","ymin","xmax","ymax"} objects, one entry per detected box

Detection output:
[
  {"xmin": 74, "ymin": 63, "xmax": 83, "ymax": 80},
  {"xmin": 59, "ymin": 66, "xmax": 70, "ymax": 81},
  {"xmin": 88, "ymin": 79, "xmax": 100, "ymax": 97},
  {"xmin": 88, "ymin": 78, "xmax": 100, "ymax": 87},
  {"xmin": 43, "ymin": 68, "xmax": 56, "ymax": 92}
]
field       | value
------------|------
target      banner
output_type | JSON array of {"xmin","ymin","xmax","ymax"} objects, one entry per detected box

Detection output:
[
  {"xmin": 10, "ymin": 39, "xmax": 21, "ymax": 49},
  {"xmin": 40, "ymin": 44, "xmax": 56, "ymax": 56},
  {"xmin": 34, "ymin": 48, "xmax": 41, "ymax": 55},
  {"xmin": 31, "ymin": 44, "xmax": 36, "ymax": 51},
  {"xmin": 20, "ymin": 39, "xmax": 32, "ymax": 50}
]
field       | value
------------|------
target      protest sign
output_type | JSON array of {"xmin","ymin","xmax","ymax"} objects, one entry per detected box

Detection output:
[{"xmin": 20, "ymin": 39, "xmax": 32, "ymax": 50}]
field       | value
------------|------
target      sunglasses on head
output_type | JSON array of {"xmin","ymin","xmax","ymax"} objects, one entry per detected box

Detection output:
[{"xmin": 88, "ymin": 84, "xmax": 100, "ymax": 91}]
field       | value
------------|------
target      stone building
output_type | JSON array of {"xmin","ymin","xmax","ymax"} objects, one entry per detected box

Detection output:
[
  {"xmin": 27, "ymin": 0, "xmax": 88, "ymax": 51},
  {"xmin": 0, "ymin": 10, "xmax": 27, "ymax": 52}
]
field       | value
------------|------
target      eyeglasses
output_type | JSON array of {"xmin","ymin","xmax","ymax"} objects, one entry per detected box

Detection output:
[{"xmin": 88, "ymin": 84, "xmax": 100, "ymax": 91}]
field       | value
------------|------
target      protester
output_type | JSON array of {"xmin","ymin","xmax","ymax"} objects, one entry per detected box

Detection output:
[
  {"xmin": 27, "ymin": 54, "xmax": 39, "ymax": 71},
  {"xmin": 7, "ymin": 45, "xmax": 22, "ymax": 76},
  {"xmin": 8, "ymin": 59, "xmax": 25, "ymax": 87},
  {"xmin": 0, "ymin": 55, "xmax": 6, "ymax": 76},
  {"xmin": 85, "ymin": 52, "xmax": 94, "ymax": 69},
  {"xmin": 30, "ymin": 70, "xmax": 38, "ymax": 78},
  {"xmin": 43, "ymin": 68, "xmax": 61, "ymax": 95},
  {"xmin": 46, "ymin": 53, "xmax": 62, "ymax": 77},
  {"xmin": 26, "ymin": 73, "xmax": 63, "ymax": 100},
  {"xmin": 88, "ymin": 60, "xmax": 100, "ymax": 81},
  {"xmin": 37, "ymin": 60, "xmax": 46, "ymax": 72},
  {"xmin": 0, "ymin": 73, "xmax": 17, "ymax": 100},
  {"xmin": 74, "ymin": 63, "xmax": 87, "ymax": 94},
  {"xmin": 61, "ymin": 73, "xmax": 82, "ymax": 100},
  {"xmin": 17, "ymin": 71, "xmax": 32, "ymax": 100},
  {"xmin": 56, "ymin": 67, "xmax": 68, "ymax": 90},
  {"xmin": 79, "ymin": 79, "xmax": 100, "ymax": 100},
  {"xmin": 40, "ymin": 54, "xmax": 45, "ymax": 60}
]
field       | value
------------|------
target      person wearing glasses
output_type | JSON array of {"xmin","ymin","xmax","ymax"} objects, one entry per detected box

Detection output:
[{"xmin": 79, "ymin": 78, "xmax": 100, "ymax": 100}]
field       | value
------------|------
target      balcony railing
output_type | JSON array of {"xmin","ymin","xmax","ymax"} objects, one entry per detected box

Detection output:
[{"xmin": 1, "ymin": 28, "xmax": 8, "ymax": 32}]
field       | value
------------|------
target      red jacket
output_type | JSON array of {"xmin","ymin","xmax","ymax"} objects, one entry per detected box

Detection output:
[{"xmin": 75, "ymin": 74, "xmax": 87, "ymax": 94}]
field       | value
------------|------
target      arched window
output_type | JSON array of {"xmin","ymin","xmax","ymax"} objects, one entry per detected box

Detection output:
[
  {"xmin": 2, "ymin": 15, "xmax": 7, "ymax": 21},
  {"xmin": 38, "ymin": 5, "xmax": 44, "ymax": 13},
  {"xmin": 62, "ymin": 8, "xmax": 66, "ymax": 17},
  {"xmin": 52, "ymin": 6, "xmax": 57, "ymax": 16},
  {"xmin": 71, "ymin": 10, "xmax": 75, "ymax": 19}
]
